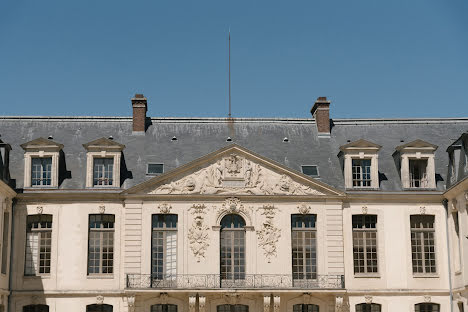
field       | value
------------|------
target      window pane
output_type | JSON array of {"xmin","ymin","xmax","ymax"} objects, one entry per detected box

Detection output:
[
  {"xmin": 86, "ymin": 304, "xmax": 113, "ymax": 312},
  {"xmin": 31, "ymin": 157, "xmax": 52, "ymax": 186},
  {"xmin": 147, "ymin": 163, "xmax": 164, "ymax": 174},
  {"xmin": 88, "ymin": 215, "xmax": 115, "ymax": 275},
  {"xmin": 151, "ymin": 214, "xmax": 178, "ymax": 281},
  {"xmin": 220, "ymin": 221, "xmax": 246, "ymax": 281},
  {"xmin": 410, "ymin": 216, "xmax": 436, "ymax": 274},
  {"xmin": 25, "ymin": 215, "xmax": 52, "ymax": 276},
  {"xmin": 93, "ymin": 158, "xmax": 114, "ymax": 186},
  {"xmin": 293, "ymin": 304, "xmax": 319, "ymax": 312},
  {"xmin": 23, "ymin": 305, "xmax": 49, "ymax": 312},
  {"xmin": 415, "ymin": 303, "xmax": 440, "ymax": 312},
  {"xmin": 352, "ymin": 159, "xmax": 372, "ymax": 187},
  {"xmin": 291, "ymin": 215, "xmax": 317, "ymax": 281},
  {"xmin": 301, "ymin": 166, "xmax": 319, "ymax": 177},
  {"xmin": 151, "ymin": 304, "xmax": 177, "ymax": 312},
  {"xmin": 409, "ymin": 159, "xmax": 428, "ymax": 188},
  {"xmin": 352, "ymin": 215, "xmax": 378, "ymax": 274}
]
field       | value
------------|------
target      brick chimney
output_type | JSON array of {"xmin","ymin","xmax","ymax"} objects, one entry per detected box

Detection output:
[
  {"xmin": 310, "ymin": 97, "xmax": 331, "ymax": 135},
  {"xmin": 132, "ymin": 94, "xmax": 147, "ymax": 133}
]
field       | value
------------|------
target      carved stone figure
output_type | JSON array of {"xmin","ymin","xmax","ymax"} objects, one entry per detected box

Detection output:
[
  {"xmin": 298, "ymin": 204, "xmax": 311, "ymax": 215},
  {"xmin": 158, "ymin": 203, "xmax": 172, "ymax": 214},
  {"xmin": 150, "ymin": 154, "xmax": 324, "ymax": 196}
]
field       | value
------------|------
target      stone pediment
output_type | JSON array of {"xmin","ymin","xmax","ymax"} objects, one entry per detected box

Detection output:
[
  {"xmin": 124, "ymin": 144, "xmax": 343, "ymax": 196},
  {"xmin": 82, "ymin": 137, "xmax": 125, "ymax": 152},
  {"xmin": 20, "ymin": 137, "xmax": 63, "ymax": 151},
  {"xmin": 396, "ymin": 139, "xmax": 438, "ymax": 152},
  {"xmin": 339, "ymin": 139, "xmax": 381, "ymax": 151}
]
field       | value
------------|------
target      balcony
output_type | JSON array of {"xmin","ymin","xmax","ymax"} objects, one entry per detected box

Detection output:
[{"xmin": 126, "ymin": 274, "xmax": 345, "ymax": 290}]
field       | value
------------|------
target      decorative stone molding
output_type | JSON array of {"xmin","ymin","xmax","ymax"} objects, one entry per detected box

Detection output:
[
  {"xmin": 273, "ymin": 296, "xmax": 280, "ymax": 312},
  {"xmin": 263, "ymin": 295, "xmax": 271, "ymax": 312},
  {"xmin": 257, "ymin": 205, "xmax": 281, "ymax": 263},
  {"xmin": 451, "ymin": 199, "xmax": 458, "ymax": 212},
  {"xmin": 36, "ymin": 206, "xmax": 43, "ymax": 215},
  {"xmin": 199, "ymin": 296, "xmax": 206, "ymax": 312},
  {"xmin": 225, "ymin": 293, "xmax": 240, "ymax": 305},
  {"xmin": 127, "ymin": 295, "xmax": 135, "ymax": 312},
  {"xmin": 335, "ymin": 296, "xmax": 350, "ymax": 312},
  {"xmin": 189, "ymin": 296, "xmax": 197, "ymax": 312},
  {"xmin": 364, "ymin": 295, "xmax": 373, "ymax": 304},
  {"xmin": 159, "ymin": 293, "xmax": 169, "ymax": 304},
  {"xmin": 150, "ymin": 153, "xmax": 324, "ymax": 195},
  {"xmin": 215, "ymin": 197, "xmax": 252, "ymax": 224},
  {"xmin": 303, "ymin": 294, "xmax": 312, "ymax": 305},
  {"xmin": 420, "ymin": 206, "xmax": 426, "ymax": 215},
  {"xmin": 424, "ymin": 295, "xmax": 431, "ymax": 303},
  {"xmin": 188, "ymin": 204, "xmax": 210, "ymax": 262},
  {"xmin": 297, "ymin": 204, "xmax": 311, "ymax": 215},
  {"xmin": 361, "ymin": 206, "xmax": 368, "ymax": 215},
  {"xmin": 99, "ymin": 205, "xmax": 106, "ymax": 214},
  {"xmin": 158, "ymin": 203, "xmax": 172, "ymax": 214},
  {"xmin": 96, "ymin": 295, "xmax": 104, "ymax": 304}
]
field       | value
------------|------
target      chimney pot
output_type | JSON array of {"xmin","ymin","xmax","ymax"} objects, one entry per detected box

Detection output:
[
  {"xmin": 132, "ymin": 94, "xmax": 148, "ymax": 133},
  {"xmin": 310, "ymin": 96, "xmax": 331, "ymax": 135}
]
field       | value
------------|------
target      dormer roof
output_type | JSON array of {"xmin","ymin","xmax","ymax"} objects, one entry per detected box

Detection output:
[
  {"xmin": 82, "ymin": 138, "xmax": 125, "ymax": 152},
  {"xmin": 396, "ymin": 139, "xmax": 438, "ymax": 152},
  {"xmin": 339, "ymin": 139, "xmax": 382, "ymax": 152},
  {"xmin": 20, "ymin": 137, "xmax": 64, "ymax": 152}
]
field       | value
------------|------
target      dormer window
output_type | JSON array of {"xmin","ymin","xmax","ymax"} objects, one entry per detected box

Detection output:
[
  {"xmin": 21, "ymin": 137, "xmax": 63, "ymax": 188},
  {"xmin": 339, "ymin": 139, "xmax": 381, "ymax": 189},
  {"xmin": 395, "ymin": 139, "xmax": 437, "ymax": 189},
  {"xmin": 83, "ymin": 138, "xmax": 125, "ymax": 188}
]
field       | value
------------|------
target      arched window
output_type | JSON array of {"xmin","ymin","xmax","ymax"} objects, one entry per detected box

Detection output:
[
  {"xmin": 151, "ymin": 214, "xmax": 178, "ymax": 281},
  {"xmin": 291, "ymin": 214, "xmax": 317, "ymax": 281},
  {"xmin": 23, "ymin": 305, "xmax": 49, "ymax": 312},
  {"xmin": 151, "ymin": 304, "xmax": 177, "ymax": 312},
  {"xmin": 86, "ymin": 304, "xmax": 113, "ymax": 312},
  {"xmin": 356, "ymin": 303, "xmax": 381, "ymax": 312},
  {"xmin": 293, "ymin": 304, "xmax": 319, "ymax": 312},
  {"xmin": 220, "ymin": 214, "xmax": 246, "ymax": 281},
  {"xmin": 217, "ymin": 304, "xmax": 249, "ymax": 312},
  {"xmin": 415, "ymin": 303, "xmax": 440, "ymax": 312}
]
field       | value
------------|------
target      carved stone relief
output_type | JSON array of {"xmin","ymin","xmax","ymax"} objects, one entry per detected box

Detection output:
[
  {"xmin": 188, "ymin": 204, "xmax": 210, "ymax": 262},
  {"xmin": 159, "ymin": 293, "xmax": 169, "ymax": 304},
  {"xmin": 189, "ymin": 296, "xmax": 196, "ymax": 312},
  {"xmin": 364, "ymin": 295, "xmax": 373, "ymax": 304},
  {"xmin": 96, "ymin": 295, "xmax": 104, "ymax": 304},
  {"xmin": 99, "ymin": 205, "xmax": 106, "ymax": 214},
  {"xmin": 158, "ymin": 203, "xmax": 172, "ymax": 214},
  {"xmin": 127, "ymin": 295, "xmax": 135, "ymax": 312},
  {"xmin": 361, "ymin": 206, "xmax": 368, "ymax": 215},
  {"xmin": 273, "ymin": 296, "xmax": 280, "ymax": 312},
  {"xmin": 215, "ymin": 197, "xmax": 252, "ymax": 222},
  {"xmin": 36, "ymin": 206, "xmax": 43, "ymax": 215},
  {"xmin": 150, "ymin": 154, "xmax": 324, "ymax": 195},
  {"xmin": 256, "ymin": 205, "xmax": 281, "ymax": 263},
  {"xmin": 263, "ymin": 295, "xmax": 271, "ymax": 312},
  {"xmin": 335, "ymin": 296, "xmax": 350, "ymax": 312},
  {"xmin": 297, "ymin": 204, "xmax": 311, "ymax": 215},
  {"xmin": 424, "ymin": 295, "xmax": 431, "ymax": 303},
  {"xmin": 199, "ymin": 296, "xmax": 206, "ymax": 312},
  {"xmin": 225, "ymin": 293, "xmax": 240, "ymax": 305},
  {"xmin": 420, "ymin": 206, "xmax": 426, "ymax": 215}
]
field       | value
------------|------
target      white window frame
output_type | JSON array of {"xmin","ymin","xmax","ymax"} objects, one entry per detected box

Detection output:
[
  {"xmin": 340, "ymin": 140, "xmax": 381, "ymax": 189},
  {"xmin": 83, "ymin": 138, "xmax": 125, "ymax": 188},
  {"xmin": 21, "ymin": 138, "xmax": 62, "ymax": 188},
  {"xmin": 396, "ymin": 140, "xmax": 437, "ymax": 189}
]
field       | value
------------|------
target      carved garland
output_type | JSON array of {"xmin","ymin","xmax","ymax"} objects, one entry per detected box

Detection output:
[
  {"xmin": 188, "ymin": 204, "xmax": 210, "ymax": 262},
  {"xmin": 256, "ymin": 205, "xmax": 281, "ymax": 263}
]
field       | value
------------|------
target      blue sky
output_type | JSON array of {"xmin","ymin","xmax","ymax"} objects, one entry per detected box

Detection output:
[{"xmin": 0, "ymin": 0, "xmax": 467, "ymax": 118}]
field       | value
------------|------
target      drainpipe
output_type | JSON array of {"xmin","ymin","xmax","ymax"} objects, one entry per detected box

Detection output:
[{"xmin": 444, "ymin": 199, "xmax": 454, "ymax": 312}]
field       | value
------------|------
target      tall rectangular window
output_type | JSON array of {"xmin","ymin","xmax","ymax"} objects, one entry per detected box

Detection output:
[
  {"xmin": 1, "ymin": 212, "xmax": 9, "ymax": 274},
  {"xmin": 25, "ymin": 215, "xmax": 52, "ymax": 275},
  {"xmin": 409, "ymin": 159, "xmax": 428, "ymax": 188},
  {"xmin": 352, "ymin": 215, "xmax": 378, "ymax": 274},
  {"xmin": 93, "ymin": 158, "xmax": 114, "ymax": 186},
  {"xmin": 411, "ymin": 215, "xmax": 436, "ymax": 274},
  {"xmin": 291, "ymin": 214, "xmax": 317, "ymax": 281},
  {"xmin": 31, "ymin": 157, "xmax": 52, "ymax": 186},
  {"xmin": 88, "ymin": 214, "xmax": 115, "ymax": 275},
  {"xmin": 152, "ymin": 214, "xmax": 178, "ymax": 280},
  {"xmin": 352, "ymin": 159, "xmax": 372, "ymax": 187}
]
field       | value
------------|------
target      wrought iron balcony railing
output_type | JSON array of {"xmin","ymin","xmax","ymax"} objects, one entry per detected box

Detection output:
[{"xmin": 126, "ymin": 274, "xmax": 344, "ymax": 290}]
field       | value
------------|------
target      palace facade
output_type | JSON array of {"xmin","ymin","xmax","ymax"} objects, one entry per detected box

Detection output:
[{"xmin": 0, "ymin": 95, "xmax": 467, "ymax": 312}]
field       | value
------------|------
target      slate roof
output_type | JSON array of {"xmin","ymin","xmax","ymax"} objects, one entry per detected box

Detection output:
[{"xmin": 0, "ymin": 116, "xmax": 467, "ymax": 192}]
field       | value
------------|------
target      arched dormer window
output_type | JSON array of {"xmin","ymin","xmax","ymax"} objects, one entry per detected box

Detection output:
[{"xmin": 220, "ymin": 214, "xmax": 246, "ymax": 282}]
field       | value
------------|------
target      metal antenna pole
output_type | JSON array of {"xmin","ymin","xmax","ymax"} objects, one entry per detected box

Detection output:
[{"xmin": 228, "ymin": 29, "xmax": 231, "ymax": 118}]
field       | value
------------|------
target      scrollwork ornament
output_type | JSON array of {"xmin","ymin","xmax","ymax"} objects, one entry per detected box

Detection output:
[
  {"xmin": 159, "ymin": 293, "xmax": 169, "ymax": 304},
  {"xmin": 420, "ymin": 206, "xmax": 426, "ymax": 215},
  {"xmin": 189, "ymin": 296, "xmax": 196, "ymax": 312},
  {"xmin": 36, "ymin": 206, "xmax": 43, "ymax": 215},
  {"xmin": 424, "ymin": 295, "xmax": 431, "ymax": 303},
  {"xmin": 273, "ymin": 296, "xmax": 280, "ymax": 312},
  {"xmin": 199, "ymin": 296, "xmax": 206, "ymax": 312},
  {"xmin": 256, "ymin": 205, "xmax": 281, "ymax": 262},
  {"xmin": 127, "ymin": 295, "xmax": 135, "ymax": 312},
  {"xmin": 99, "ymin": 205, "xmax": 106, "ymax": 214},
  {"xmin": 158, "ymin": 203, "xmax": 172, "ymax": 214},
  {"xmin": 188, "ymin": 204, "xmax": 209, "ymax": 261},
  {"xmin": 364, "ymin": 295, "xmax": 373, "ymax": 304},
  {"xmin": 96, "ymin": 295, "xmax": 104, "ymax": 304},
  {"xmin": 362, "ymin": 206, "xmax": 368, "ymax": 215}
]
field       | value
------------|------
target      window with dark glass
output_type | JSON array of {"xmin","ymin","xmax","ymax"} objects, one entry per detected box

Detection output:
[
  {"xmin": 93, "ymin": 158, "xmax": 114, "ymax": 186},
  {"xmin": 217, "ymin": 304, "xmax": 248, "ymax": 312},
  {"xmin": 147, "ymin": 163, "xmax": 164, "ymax": 175},
  {"xmin": 301, "ymin": 165, "xmax": 319, "ymax": 177},
  {"xmin": 415, "ymin": 303, "xmax": 440, "ymax": 312},
  {"xmin": 352, "ymin": 215, "xmax": 378, "ymax": 274},
  {"xmin": 409, "ymin": 159, "xmax": 428, "ymax": 188},
  {"xmin": 88, "ymin": 214, "xmax": 115, "ymax": 275},
  {"xmin": 352, "ymin": 159, "xmax": 371, "ymax": 187},
  {"xmin": 86, "ymin": 304, "xmax": 113, "ymax": 312},
  {"xmin": 220, "ymin": 214, "xmax": 246, "ymax": 281},
  {"xmin": 23, "ymin": 305, "xmax": 49, "ymax": 312},
  {"xmin": 152, "ymin": 214, "xmax": 178, "ymax": 280},
  {"xmin": 151, "ymin": 305, "xmax": 177, "ymax": 312},
  {"xmin": 25, "ymin": 215, "xmax": 52, "ymax": 275},
  {"xmin": 411, "ymin": 215, "xmax": 436, "ymax": 274},
  {"xmin": 356, "ymin": 303, "xmax": 381, "ymax": 312},
  {"xmin": 31, "ymin": 157, "xmax": 52, "ymax": 186},
  {"xmin": 291, "ymin": 214, "xmax": 317, "ymax": 280},
  {"xmin": 293, "ymin": 304, "xmax": 319, "ymax": 312}
]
